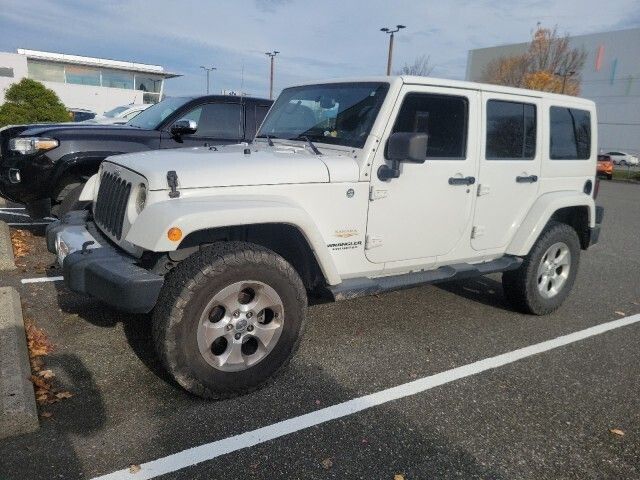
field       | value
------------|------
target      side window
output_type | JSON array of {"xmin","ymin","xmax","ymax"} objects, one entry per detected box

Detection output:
[
  {"xmin": 178, "ymin": 103, "xmax": 243, "ymax": 139},
  {"xmin": 550, "ymin": 107, "xmax": 591, "ymax": 160},
  {"xmin": 179, "ymin": 106, "xmax": 203, "ymax": 123},
  {"xmin": 391, "ymin": 93, "xmax": 468, "ymax": 159},
  {"xmin": 486, "ymin": 100, "xmax": 536, "ymax": 159}
]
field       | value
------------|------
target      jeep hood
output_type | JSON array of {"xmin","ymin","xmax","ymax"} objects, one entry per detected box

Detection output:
[{"xmin": 107, "ymin": 144, "xmax": 359, "ymax": 189}]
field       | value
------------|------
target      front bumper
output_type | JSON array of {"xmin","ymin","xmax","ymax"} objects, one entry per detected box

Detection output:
[{"xmin": 46, "ymin": 211, "xmax": 163, "ymax": 313}]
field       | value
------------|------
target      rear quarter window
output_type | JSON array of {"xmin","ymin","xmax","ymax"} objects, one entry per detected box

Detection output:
[{"xmin": 549, "ymin": 106, "xmax": 591, "ymax": 160}]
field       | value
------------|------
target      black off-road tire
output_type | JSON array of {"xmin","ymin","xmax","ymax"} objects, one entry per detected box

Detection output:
[
  {"xmin": 56, "ymin": 183, "xmax": 90, "ymax": 217},
  {"xmin": 502, "ymin": 221, "xmax": 580, "ymax": 315},
  {"xmin": 152, "ymin": 241, "xmax": 307, "ymax": 399}
]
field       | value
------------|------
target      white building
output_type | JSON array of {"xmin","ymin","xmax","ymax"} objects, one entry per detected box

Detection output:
[
  {"xmin": 466, "ymin": 28, "xmax": 640, "ymax": 154},
  {"xmin": 0, "ymin": 49, "xmax": 180, "ymax": 115}
]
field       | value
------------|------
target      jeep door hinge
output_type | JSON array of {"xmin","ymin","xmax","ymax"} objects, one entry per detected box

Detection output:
[
  {"xmin": 369, "ymin": 186, "xmax": 388, "ymax": 201},
  {"xmin": 365, "ymin": 234, "xmax": 383, "ymax": 250},
  {"xmin": 477, "ymin": 184, "xmax": 490, "ymax": 196},
  {"xmin": 471, "ymin": 226, "xmax": 485, "ymax": 238}
]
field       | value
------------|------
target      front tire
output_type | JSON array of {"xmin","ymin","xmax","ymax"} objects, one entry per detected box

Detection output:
[
  {"xmin": 502, "ymin": 222, "xmax": 580, "ymax": 315},
  {"xmin": 152, "ymin": 242, "xmax": 307, "ymax": 399}
]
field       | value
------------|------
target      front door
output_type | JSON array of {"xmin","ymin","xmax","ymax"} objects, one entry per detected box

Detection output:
[
  {"xmin": 366, "ymin": 86, "xmax": 479, "ymax": 264},
  {"xmin": 160, "ymin": 102, "xmax": 245, "ymax": 148},
  {"xmin": 471, "ymin": 93, "xmax": 541, "ymax": 251}
]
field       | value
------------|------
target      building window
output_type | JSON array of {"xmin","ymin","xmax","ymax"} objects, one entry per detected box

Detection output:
[
  {"xmin": 27, "ymin": 60, "xmax": 65, "ymax": 82},
  {"xmin": 391, "ymin": 93, "xmax": 468, "ymax": 159},
  {"xmin": 550, "ymin": 107, "xmax": 591, "ymax": 160},
  {"xmin": 136, "ymin": 75, "xmax": 162, "ymax": 93},
  {"xmin": 65, "ymin": 65, "xmax": 101, "ymax": 86},
  {"xmin": 0, "ymin": 67, "xmax": 14, "ymax": 78},
  {"xmin": 486, "ymin": 100, "xmax": 536, "ymax": 160},
  {"xmin": 101, "ymin": 69, "xmax": 134, "ymax": 89}
]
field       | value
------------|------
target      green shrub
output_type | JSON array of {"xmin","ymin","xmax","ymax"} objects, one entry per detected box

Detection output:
[{"xmin": 0, "ymin": 78, "xmax": 70, "ymax": 127}]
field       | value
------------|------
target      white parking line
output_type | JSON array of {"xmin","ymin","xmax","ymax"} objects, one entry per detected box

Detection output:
[
  {"xmin": 7, "ymin": 222, "xmax": 50, "ymax": 226},
  {"xmin": 0, "ymin": 207, "xmax": 26, "ymax": 210},
  {"xmin": 21, "ymin": 276, "xmax": 64, "ymax": 284},
  {"xmin": 92, "ymin": 314, "xmax": 640, "ymax": 480}
]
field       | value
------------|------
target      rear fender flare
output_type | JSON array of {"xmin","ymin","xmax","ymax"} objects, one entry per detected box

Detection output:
[{"xmin": 506, "ymin": 191, "xmax": 596, "ymax": 256}]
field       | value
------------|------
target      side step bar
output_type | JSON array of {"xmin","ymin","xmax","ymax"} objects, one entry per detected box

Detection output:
[{"xmin": 328, "ymin": 256, "xmax": 522, "ymax": 301}]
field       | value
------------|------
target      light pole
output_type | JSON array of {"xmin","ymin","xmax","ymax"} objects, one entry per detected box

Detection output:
[
  {"xmin": 265, "ymin": 51, "xmax": 279, "ymax": 100},
  {"xmin": 199, "ymin": 66, "xmax": 217, "ymax": 94},
  {"xmin": 380, "ymin": 25, "xmax": 406, "ymax": 76}
]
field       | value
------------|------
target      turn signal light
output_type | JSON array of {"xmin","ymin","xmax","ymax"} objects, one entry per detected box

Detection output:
[{"xmin": 167, "ymin": 227, "xmax": 183, "ymax": 242}]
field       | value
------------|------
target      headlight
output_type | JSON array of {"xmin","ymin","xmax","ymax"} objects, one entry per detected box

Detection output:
[
  {"xmin": 9, "ymin": 137, "xmax": 59, "ymax": 155},
  {"xmin": 135, "ymin": 183, "xmax": 147, "ymax": 213}
]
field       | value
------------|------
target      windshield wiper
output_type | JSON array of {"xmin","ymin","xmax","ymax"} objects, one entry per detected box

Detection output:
[
  {"xmin": 256, "ymin": 134, "xmax": 275, "ymax": 146},
  {"xmin": 295, "ymin": 135, "xmax": 322, "ymax": 155}
]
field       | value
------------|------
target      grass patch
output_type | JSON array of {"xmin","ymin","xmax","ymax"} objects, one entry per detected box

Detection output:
[{"xmin": 611, "ymin": 169, "xmax": 640, "ymax": 181}]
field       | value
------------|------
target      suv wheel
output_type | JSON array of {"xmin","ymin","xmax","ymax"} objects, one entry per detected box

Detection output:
[
  {"xmin": 51, "ymin": 179, "xmax": 88, "ymax": 217},
  {"xmin": 502, "ymin": 221, "xmax": 580, "ymax": 315},
  {"xmin": 152, "ymin": 242, "xmax": 307, "ymax": 399}
]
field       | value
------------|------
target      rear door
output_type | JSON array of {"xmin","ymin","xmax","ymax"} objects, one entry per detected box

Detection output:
[
  {"xmin": 160, "ymin": 102, "xmax": 245, "ymax": 148},
  {"xmin": 471, "ymin": 92, "xmax": 541, "ymax": 251}
]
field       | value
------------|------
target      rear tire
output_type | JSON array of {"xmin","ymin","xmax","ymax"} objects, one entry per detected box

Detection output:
[
  {"xmin": 607, "ymin": 173, "xmax": 613, "ymax": 180},
  {"xmin": 152, "ymin": 241, "xmax": 307, "ymax": 399},
  {"xmin": 502, "ymin": 222, "xmax": 580, "ymax": 315}
]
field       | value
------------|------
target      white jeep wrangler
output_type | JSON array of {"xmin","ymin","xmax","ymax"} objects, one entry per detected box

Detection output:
[{"xmin": 47, "ymin": 77, "xmax": 603, "ymax": 398}]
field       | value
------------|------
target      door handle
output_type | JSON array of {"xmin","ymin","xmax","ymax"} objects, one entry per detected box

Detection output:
[
  {"xmin": 448, "ymin": 176, "xmax": 476, "ymax": 186},
  {"xmin": 516, "ymin": 175, "xmax": 538, "ymax": 183}
]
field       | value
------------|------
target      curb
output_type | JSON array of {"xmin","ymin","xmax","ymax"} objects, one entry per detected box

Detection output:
[
  {"xmin": 0, "ymin": 221, "xmax": 16, "ymax": 271},
  {"xmin": 0, "ymin": 286, "xmax": 39, "ymax": 439}
]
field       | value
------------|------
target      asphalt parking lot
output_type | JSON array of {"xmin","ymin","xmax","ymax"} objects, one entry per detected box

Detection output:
[{"xmin": 0, "ymin": 180, "xmax": 639, "ymax": 480}]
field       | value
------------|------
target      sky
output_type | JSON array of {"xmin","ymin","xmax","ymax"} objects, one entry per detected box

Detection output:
[{"xmin": 1, "ymin": 0, "xmax": 639, "ymax": 99}]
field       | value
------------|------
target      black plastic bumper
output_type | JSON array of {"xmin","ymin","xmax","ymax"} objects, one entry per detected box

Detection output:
[
  {"xmin": 46, "ymin": 212, "xmax": 163, "ymax": 314},
  {"xmin": 589, "ymin": 206, "xmax": 604, "ymax": 247}
]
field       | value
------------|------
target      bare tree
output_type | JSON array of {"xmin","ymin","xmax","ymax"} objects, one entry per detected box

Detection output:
[
  {"xmin": 396, "ymin": 55, "xmax": 434, "ymax": 76},
  {"xmin": 481, "ymin": 25, "xmax": 587, "ymax": 95}
]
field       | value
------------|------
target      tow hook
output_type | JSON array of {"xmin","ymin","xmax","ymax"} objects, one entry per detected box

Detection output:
[{"xmin": 81, "ymin": 240, "xmax": 95, "ymax": 254}]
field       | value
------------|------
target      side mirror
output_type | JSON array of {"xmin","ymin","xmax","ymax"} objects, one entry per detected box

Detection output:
[
  {"xmin": 171, "ymin": 119, "xmax": 198, "ymax": 136},
  {"xmin": 378, "ymin": 132, "xmax": 428, "ymax": 181},
  {"xmin": 387, "ymin": 132, "xmax": 428, "ymax": 163}
]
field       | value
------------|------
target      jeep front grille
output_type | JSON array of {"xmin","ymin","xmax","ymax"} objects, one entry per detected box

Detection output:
[{"xmin": 94, "ymin": 172, "xmax": 131, "ymax": 240}]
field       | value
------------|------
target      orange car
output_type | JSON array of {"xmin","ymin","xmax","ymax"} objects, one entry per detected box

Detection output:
[{"xmin": 597, "ymin": 154, "xmax": 613, "ymax": 180}]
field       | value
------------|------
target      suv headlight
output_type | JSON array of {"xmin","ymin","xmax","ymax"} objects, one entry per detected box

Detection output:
[
  {"xmin": 9, "ymin": 137, "xmax": 59, "ymax": 155},
  {"xmin": 135, "ymin": 183, "xmax": 147, "ymax": 213}
]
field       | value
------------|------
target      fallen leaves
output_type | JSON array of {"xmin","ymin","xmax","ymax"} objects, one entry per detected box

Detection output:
[
  {"xmin": 614, "ymin": 311, "xmax": 626, "ymax": 316},
  {"xmin": 321, "ymin": 458, "xmax": 333, "ymax": 470},
  {"xmin": 609, "ymin": 428, "xmax": 625, "ymax": 437},
  {"xmin": 25, "ymin": 320, "xmax": 73, "ymax": 406},
  {"xmin": 10, "ymin": 228, "xmax": 32, "ymax": 259},
  {"xmin": 394, "ymin": 475, "xmax": 406, "ymax": 480},
  {"xmin": 129, "ymin": 465, "xmax": 141, "ymax": 474}
]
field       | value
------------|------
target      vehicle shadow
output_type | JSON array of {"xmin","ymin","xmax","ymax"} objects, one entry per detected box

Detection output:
[
  {"xmin": 0, "ymin": 351, "xmax": 107, "ymax": 480},
  {"xmin": 135, "ymin": 362, "xmax": 508, "ymax": 480},
  {"xmin": 435, "ymin": 275, "xmax": 515, "ymax": 312}
]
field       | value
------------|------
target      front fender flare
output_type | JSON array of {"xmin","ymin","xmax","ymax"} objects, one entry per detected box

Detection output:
[
  {"xmin": 506, "ymin": 191, "xmax": 596, "ymax": 256},
  {"xmin": 125, "ymin": 195, "xmax": 341, "ymax": 285}
]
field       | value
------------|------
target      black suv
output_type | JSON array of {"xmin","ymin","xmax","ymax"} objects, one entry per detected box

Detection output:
[{"xmin": 0, "ymin": 95, "xmax": 272, "ymax": 218}]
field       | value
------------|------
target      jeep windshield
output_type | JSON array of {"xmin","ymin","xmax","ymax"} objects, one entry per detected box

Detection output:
[
  {"xmin": 257, "ymin": 82, "xmax": 389, "ymax": 148},
  {"xmin": 128, "ymin": 97, "xmax": 192, "ymax": 129}
]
